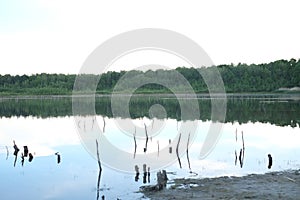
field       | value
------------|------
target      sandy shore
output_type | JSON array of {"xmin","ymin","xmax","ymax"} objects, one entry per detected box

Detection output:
[{"xmin": 142, "ymin": 170, "xmax": 300, "ymax": 200}]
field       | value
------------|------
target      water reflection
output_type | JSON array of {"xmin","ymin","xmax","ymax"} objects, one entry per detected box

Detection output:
[
  {"xmin": 21, "ymin": 153, "xmax": 25, "ymax": 166},
  {"xmin": 0, "ymin": 94, "xmax": 299, "ymax": 127},
  {"xmin": 134, "ymin": 165, "xmax": 140, "ymax": 182},
  {"xmin": 28, "ymin": 153, "xmax": 34, "ymax": 162},
  {"xmin": 142, "ymin": 164, "xmax": 147, "ymax": 184},
  {"xmin": 0, "ymin": 95, "xmax": 300, "ymax": 199},
  {"xmin": 168, "ymin": 139, "xmax": 172, "ymax": 154},
  {"xmin": 134, "ymin": 164, "xmax": 151, "ymax": 185},
  {"xmin": 147, "ymin": 167, "xmax": 150, "ymax": 183},
  {"xmin": 7, "ymin": 141, "xmax": 55, "ymax": 167},
  {"xmin": 2, "ymin": 138, "xmax": 105, "ymax": 199},
  {"xmin": 24, "ymin": 146, "xmax": 29, "ymax": 157}
]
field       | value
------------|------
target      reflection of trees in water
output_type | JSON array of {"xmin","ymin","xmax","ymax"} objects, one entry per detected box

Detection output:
[{"xmin": 0, "ymin": 96, "xmax": 299, "ymax": 127}]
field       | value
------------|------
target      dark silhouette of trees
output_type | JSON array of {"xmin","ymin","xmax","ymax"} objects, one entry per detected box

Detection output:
[
  {"xmin": 0, "ymin": 58, "xmax": 299, "ymax": 95},
  {"xmin": 0, "ymin": 95, "xmax": 299, "ymax": 127}
]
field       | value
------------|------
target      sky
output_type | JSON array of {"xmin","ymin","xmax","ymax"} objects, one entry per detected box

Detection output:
[{"xmin": 0, "ymin": 0, "xmax": 300, "ymax": 75}]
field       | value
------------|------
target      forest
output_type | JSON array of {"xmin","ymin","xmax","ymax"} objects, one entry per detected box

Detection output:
[{"xmin": 0, "ymin": 58, "xmax": 299, "ymax": 95}]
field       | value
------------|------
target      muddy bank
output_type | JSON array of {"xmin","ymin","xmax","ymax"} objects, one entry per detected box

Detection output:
[{"xmin": 142, "ymin": 170, "xmax": 300, "ymax": 200}]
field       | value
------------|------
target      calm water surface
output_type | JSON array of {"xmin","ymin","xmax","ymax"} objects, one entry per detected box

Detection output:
[{"xmin": 0, "ymin": 95, "xmax": 299, "ymax": 200}]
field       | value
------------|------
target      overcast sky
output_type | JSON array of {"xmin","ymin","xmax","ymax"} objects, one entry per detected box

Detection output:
[{"xmin": 0, "ymin": 0, "xmax": 300, "ymax": 75}]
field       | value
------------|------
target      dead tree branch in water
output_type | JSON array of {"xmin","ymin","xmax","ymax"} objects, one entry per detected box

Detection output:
[
  {"xmin": 13, "ymin": 140, "xmax": 19, "ymax": 167},
  {"xmin": 157, "ymin": 140, "xmax": 160, "ymax": 157},
  {"xmin": 241, "ymin": 131, "xmax": 245, "ymax": 151},
  {"xmin": 55, "ymin": 152, "xmax": 61, "ymax": 164},
  {"xmin": 6, "ymin": 146, "xmax": 9, "ymax": 160},
  {"xmin": 133, "ymin": 127, "xmax": 137, "ymax": 159},
  {"xmin": 169, "ymin": 139, "xmax": 172, "ymax": 154},
  {"xmin": 239, "ymin": 149, "xmax": 243, "ymax": 168},
  {"xmin": 235, "ymin": 150, "xmax": 238, "ymax": 166},
  {"xmin": 152, "ymin": 119, "xmax": 154, "ymax": 130},
  {"xmin": 102, "ymin": 117, "xmax": 106, "ymax": 133},
  {"xmin": 186, "ymin": 132, "xmax": 191, "ymax": 171},
  {"xmin": 239, "ymin": 131, "xmax": 245, "ymax": 168},
  {"xmin": 144, "ymin": 123, "xmax": 149, "ymax": 153},
  {"xmin": 96, "ymin": 140, "xmax": 103, "ymax": 200},
  {"xmin": 96, "ymin": 140, "xmax": 102, "ymax": 171},
  {"xmin": 92, "ymin": 117, "xmax": 95, "ymax": 130},
  {"xmin": 242, "ymin": 131, "xmax": 245, "ymax": 163},
  {"xmin": 176, "ymin": 133, "xmax": 182, "ymax": 168}
]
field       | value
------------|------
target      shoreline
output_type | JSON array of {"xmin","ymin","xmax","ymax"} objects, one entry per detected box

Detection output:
[{"xmin": 142, "ymin": 169, "xmax": 300, "ymax": 199}]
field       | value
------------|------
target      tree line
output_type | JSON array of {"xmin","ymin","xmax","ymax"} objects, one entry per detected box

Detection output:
[{"xmin": 0, "ymin": 58, "xmax": 299, "ymax": 95}]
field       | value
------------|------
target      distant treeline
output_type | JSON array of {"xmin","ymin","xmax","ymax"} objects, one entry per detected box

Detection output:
[{"xmin": 0, "ymin": 59, "xmax": 299, "ymax": 95}]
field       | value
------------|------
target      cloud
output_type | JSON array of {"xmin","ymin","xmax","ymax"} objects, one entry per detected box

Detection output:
[{"xmin": 0, "ymin": 116, "xmax": 79, "ymax": 156}]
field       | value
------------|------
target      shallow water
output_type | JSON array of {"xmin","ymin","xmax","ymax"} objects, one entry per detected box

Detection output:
[{"xmin": 0, "ymin": 95, "xmax": 299, "ymax": 199}]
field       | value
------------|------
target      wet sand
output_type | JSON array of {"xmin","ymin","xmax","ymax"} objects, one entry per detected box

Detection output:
[{"xmin": 142, "ymin": 170, "xmax": 300, "ymax": 200}]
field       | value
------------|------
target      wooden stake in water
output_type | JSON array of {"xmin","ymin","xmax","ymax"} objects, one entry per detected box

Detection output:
[
  {"xmin": 239, "ymin": 131, "xmax": 245, "ymax": 168},
  {"xmin": 102, "ymin": 117, "xmax": 106, "ymax": 133},
  {"xmin": 186, "ymin": 132, "xmax": 191, "ymax": 171},
  {"xmin": 5, "ymin": 146, "xmax": 9, "ymax": 160},
  {"xmin": 157, "ymin": 140, "xmax": 160, "ymax": 157},
  {"xmin": 96, "ymin": 139, "xmax": 103, "ymax": 200},
  {"xmin": 176, "ymin": 133, "xmax": 182, "ymax": 169},
  {"xmin": 144, "ymin": 123, "xmax": 149, "ymax": 153},
  {"xmin": 133, "ymin": 127, "xmax": 137, "ymax": 159}
]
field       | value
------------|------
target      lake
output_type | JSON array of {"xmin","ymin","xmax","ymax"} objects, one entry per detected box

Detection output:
[{"xmin": 0, "ymin": 94, "xmax": 299, "ymax": 199}]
